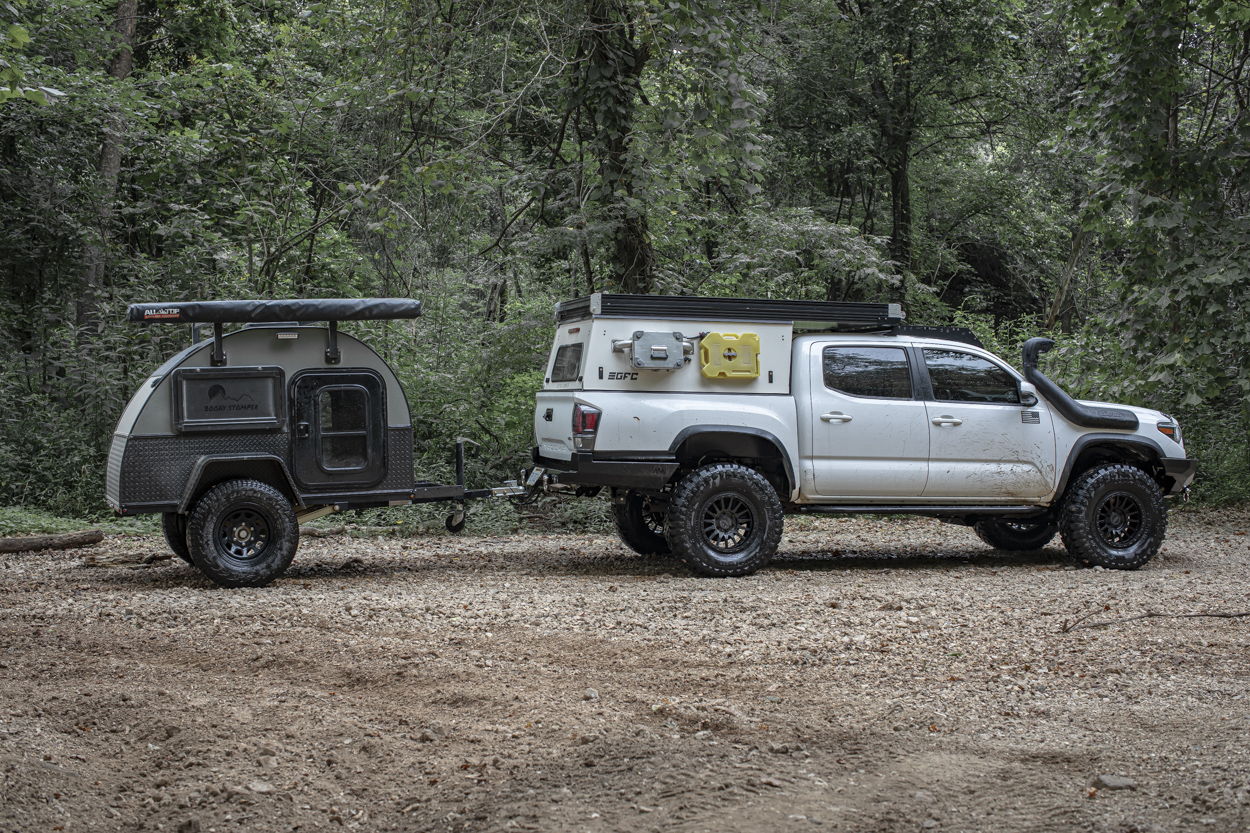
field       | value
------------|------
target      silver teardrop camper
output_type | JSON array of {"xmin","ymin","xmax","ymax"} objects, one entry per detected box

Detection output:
[{"xmin": 107, "ymin": 298, "xmax": 521, "ymax": 587}]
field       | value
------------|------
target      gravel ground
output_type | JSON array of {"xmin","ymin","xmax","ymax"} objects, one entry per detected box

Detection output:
[{"xmin": 2, "ymin": 508, "xmax": 1248, "ymax": 833}]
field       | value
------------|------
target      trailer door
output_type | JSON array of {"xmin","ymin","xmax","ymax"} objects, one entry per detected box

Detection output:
[{"xmin": 291, "ymin": 371, "xmax": 387, "ymax": 490}]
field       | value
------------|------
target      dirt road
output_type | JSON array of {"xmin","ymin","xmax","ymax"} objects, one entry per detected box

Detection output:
[{"xmin": 2, "ymin": 510, "xmax": 1248, "ymax": 832}]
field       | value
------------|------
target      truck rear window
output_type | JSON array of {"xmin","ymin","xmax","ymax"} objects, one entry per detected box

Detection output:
[
  {"xmin": 551, "ymin": 343, "xmax": 584, "ymax": 382},
  {"xmin": 823, "ymin": 346, "xmax": 912, "ymax": 398}
]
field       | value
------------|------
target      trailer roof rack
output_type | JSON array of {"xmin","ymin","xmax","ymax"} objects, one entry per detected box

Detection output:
[
  {"xmin": 127, "ymin": 298, "xmax": 421, "ymax": 325},
  {"xmin": 555, "ymin": 293, "xmax": 904, "ymax": 328}
]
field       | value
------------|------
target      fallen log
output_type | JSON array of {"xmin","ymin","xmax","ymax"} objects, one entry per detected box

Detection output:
[
  {"xmin": 0, "ymin": 529, "xmax": 105, "ymax": 554},
  {"xmin": 300, "ymin": 524, "xmax": 346, "ymax": 538}
]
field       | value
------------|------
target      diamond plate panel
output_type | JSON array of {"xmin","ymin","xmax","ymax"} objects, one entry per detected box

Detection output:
[
  {"xmin": 120, "ymin": 433, "xmax": 289, "ymax": 506},
  {"xmin": 382, "ymin": 427, "xmax": 414, "ymax": 491}
]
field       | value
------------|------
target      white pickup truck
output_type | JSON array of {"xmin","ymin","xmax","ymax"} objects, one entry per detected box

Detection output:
[{"xmin": 530, "ymin": 294, "xmax": 1195, "ymax": 577}]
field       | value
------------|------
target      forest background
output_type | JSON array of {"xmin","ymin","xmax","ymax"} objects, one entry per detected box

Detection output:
[{"xmin": 1, "ymin": 0, "xmax": 1248, "ymax": 530}]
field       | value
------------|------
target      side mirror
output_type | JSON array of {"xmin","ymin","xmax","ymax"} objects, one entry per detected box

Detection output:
[{"xmin": 1019, "ymin": 381, "xmax": 1039, "ymax": 408}]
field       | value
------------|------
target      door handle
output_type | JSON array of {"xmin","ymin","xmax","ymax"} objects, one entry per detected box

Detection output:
[
  {"xmin": 931, "ymin": 416, "xmax": 963, "ymax": 426},
  {"xmin": 296, "ymin": 421, "xmax": 310, "ymax": 438},
  {"xmin": 820, "ymin": 412, "xmax": 853, "ymax": 423}
]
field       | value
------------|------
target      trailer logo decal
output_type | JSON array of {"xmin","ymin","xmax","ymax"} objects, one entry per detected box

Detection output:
[
  {"xmin": 204, "ymin": 385, "xmax": 259, "ymax": 412},
  {"xmin": 142, "ymin": 307, "xmax": 182, "ymax": 320},
  {"xmin": 607, "ymin": 371, "xmax": 639, "ymax": 381}
]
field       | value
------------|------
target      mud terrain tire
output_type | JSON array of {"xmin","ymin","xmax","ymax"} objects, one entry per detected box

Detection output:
[
  {"xmin": 973, "ymin": 520, "xmax": 1058, "ymax": 551},
  {"xmin": 611, "ymin": 491, "xmax": 670, "ymax": 555},
  {"xmin": 665, "ymin": 464, "xmax": 783, "ymax": 577},
  {"xmin": 161, "ymin": 512, "xmax": 193, "ymax": 564},
  {"xmin": 1059, "ymin": 464, "xmax": 1166, "ymax": 570},
  {"xmin": 187, "ymin": 479, "xmax": 299, "ymax": 587}
]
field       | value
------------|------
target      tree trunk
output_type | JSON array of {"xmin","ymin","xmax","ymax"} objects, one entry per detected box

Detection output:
[
  {"xmin": 78, "ymin": 0, "xmax": 139, "ymax": 329},
  {"xmin": 888, "ymin": 148, "xmax": 911, "ymax": 272},
  {"xmin": 582, "ymin": 0, "xmax": 655, "ymax": 294}
]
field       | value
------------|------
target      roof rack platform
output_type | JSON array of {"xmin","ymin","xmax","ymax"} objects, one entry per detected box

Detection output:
[{"xmin": 555, "ymin": 293, "xmax": 903, "ymax": 328}]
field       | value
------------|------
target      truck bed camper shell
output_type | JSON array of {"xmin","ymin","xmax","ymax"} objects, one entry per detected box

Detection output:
[{"xmin": 108, "ymin": 298, "xmax": 519, "ymax": 587}]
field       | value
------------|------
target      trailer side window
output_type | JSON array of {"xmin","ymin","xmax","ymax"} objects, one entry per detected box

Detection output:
[
  {"xmin": 551, "ymin": 343, "xmax": 584, "ymax": 383},
  {"xmin": 318, "ymin": 387, "xmax": 369, "ymax": 469},
  {"xmin": 822, "ymin": 346, "xmax": 912, "ymax": 399}
]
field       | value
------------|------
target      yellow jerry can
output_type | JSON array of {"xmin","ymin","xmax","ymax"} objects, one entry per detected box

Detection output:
[{"xmin": 700, "ymin": 332, "xmax": 761, "ymax": 379}]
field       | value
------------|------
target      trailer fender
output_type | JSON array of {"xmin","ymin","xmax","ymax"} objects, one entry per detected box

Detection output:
[{"xmin": 178, "ymin": 454, "xmax": 302, "ymax": 513}]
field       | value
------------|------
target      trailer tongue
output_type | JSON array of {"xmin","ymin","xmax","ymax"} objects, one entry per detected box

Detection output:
[{"xmin": 107, "ymin": 298, "xmax": 522, "ymax": 587}]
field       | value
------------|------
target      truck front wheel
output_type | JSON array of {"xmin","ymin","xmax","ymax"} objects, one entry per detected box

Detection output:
[
  {"xmin": 611, "ymin": 491, "xmax": 670, "ymax": 555},
  {"xmin": 187, "ymin": 479, "xmax": 299, "ymax": 588},
  {"xmin": 1059, "ymin": 464, "xmax": 1166, "ymax": 569},
  {"xmin": 665, "ymin": 464, "xmax": 783, "ymax": 577}
]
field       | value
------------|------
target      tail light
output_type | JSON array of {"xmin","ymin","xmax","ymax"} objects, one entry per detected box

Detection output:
[{"xmin": 572, "ymin": 404, "xmax": 601, "ymax": 451}]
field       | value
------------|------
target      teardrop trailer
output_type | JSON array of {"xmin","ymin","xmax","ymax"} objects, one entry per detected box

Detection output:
[{"xmin": 107, "ymin": 298, "xmax": 523, "ymax": 587}]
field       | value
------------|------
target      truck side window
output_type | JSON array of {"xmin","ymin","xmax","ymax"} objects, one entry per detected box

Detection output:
[
  {"xmin": 923, "ymin": 349, "xmax": 1020, "ymax": 404},
  {"xmin": 551, "ymin": 343, "xmax": 584, "ymax": 382},
  {"xmin": 822, "ymin": 346, "xmax": 912, "ymax": 399},
  {"xmin": 318, "ymin": 387, "xmax": 370, "ymax": 468}
]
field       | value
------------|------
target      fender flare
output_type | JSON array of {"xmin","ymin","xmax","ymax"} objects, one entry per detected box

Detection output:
[
  {"xmin": 668, "ymin": 425, "xmax": 796, "ymax": 494},
  {"xmin": 1054, "ymin": 434, "xmax": 1167, "ymax": 498}
]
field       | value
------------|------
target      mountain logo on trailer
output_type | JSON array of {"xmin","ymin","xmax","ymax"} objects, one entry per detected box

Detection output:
[{"xmin": 207, "ymin": 384, "xmax": 254, "ymax": 403}]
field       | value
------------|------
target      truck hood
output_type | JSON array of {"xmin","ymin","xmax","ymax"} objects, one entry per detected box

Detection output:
[{"xmin": 1075, "ymin": 400, "xmax": 1167, "ymax": 424}]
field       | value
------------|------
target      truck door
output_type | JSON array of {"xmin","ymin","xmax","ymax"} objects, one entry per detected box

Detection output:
[
  {"xmin": 809, "ymin": 344, "xmax": 929, "ymax": 497},
  {"xmin": 920, "ymin": 348, "xmax": 1056, "ymax": 499},
  {"xmin": 291, "ymin": 371, "xmax": 387, "ymax": 490}
]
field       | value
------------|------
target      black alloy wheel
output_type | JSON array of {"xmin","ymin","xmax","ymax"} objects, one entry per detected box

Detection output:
[
  {"xmin": 665, "ymin": 463, "xmax": 783, "ymax": 577},
  {"xmin": 611, "ymin": 490, "xmax": 670, "ymax": 555},
  {"xmin": 973, "ymin": 519, "xmax": 1058, "ymax": 551},
  {"xmin": 1059, "ymin": 464, "xmax": 1166, "ymax": 570}
]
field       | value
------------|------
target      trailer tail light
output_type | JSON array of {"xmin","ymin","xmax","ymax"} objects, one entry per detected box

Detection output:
[{"xmin": 572, "ymin": 404, "xmax": 601, "ymax": 451}]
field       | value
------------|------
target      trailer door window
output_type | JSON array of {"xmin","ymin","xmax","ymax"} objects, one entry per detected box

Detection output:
[
  {"xmin": 318, "ymin": 386, "xmax": 370, "ymax": 469},
  {"xmin": 551, "ymin": 343, "xmax": 584, "ymax": 383}
]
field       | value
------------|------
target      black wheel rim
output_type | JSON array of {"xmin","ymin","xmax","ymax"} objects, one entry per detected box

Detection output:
[
  {"xmin": 701, "ymin": 493, "xmax": 756, "ymax": 554},
  {"xmin": 641, "ymin": 499, "xmax": 666, "ymax": 535},
  {"xmin": 217, "ymin": 506, "xmax": 272, "ymax": 561},
  {"xmin": 1094, "ymin": 491, "xmax": 1144, "ymax": 549}
]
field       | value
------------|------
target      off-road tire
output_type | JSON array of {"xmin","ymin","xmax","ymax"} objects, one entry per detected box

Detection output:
[
  {"xmin": 973, "ymin": 520, "xmax": 1058, "ymax": 551},
  {"xmin": 161, "ymin": 512, "xmax": 193, "ymax": 564},
  {"xmin": 187, "ymin": 479, "xmax": 299, "ymax": 588},
  {"xmin": 611, "ymin": 491, "xmax": 670, "ymax": 556},
  {"xmin": 1059, "ymin": 464, "xmax": 1166, "ymax": 570},
  {"xmin": 665, "ymin": 463, "xmax": 783, "ymax": 577}
]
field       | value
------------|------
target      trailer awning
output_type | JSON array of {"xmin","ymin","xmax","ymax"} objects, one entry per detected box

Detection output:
[{"xmin": 128, "ymin": 298, "xmax": 422, "ymax": 324}]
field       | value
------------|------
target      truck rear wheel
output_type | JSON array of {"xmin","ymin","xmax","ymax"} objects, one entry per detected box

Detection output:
[
  {"xmin": 665, "ymin": 464, "xmax": 783, "ymax": 577},
  {"xmin": 161, "ymin": 512, "xmax": 193, "ymax": 564},
  {"xmin": 1059, "ymin": 464, "xmax": 1166, "ymax": 570},
  {"xmin": 187, "ymin": 479, "xmax": 299, "ymax": 588},
  {"xmin": 611, "ymin": 491, "xmax": 670, "ymax": 555},
  {"xmin": 973, "ymin": 520, "xmax": 1057, "ymax": 551}
]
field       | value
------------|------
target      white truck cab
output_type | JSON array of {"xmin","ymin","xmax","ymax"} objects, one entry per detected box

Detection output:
[{"xmin": 530, "ymin": 294, "xmax": 1196, "ymax": 577}]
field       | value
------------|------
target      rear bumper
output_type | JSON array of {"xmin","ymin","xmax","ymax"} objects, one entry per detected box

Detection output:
[
  {"xmin": 1162, "ymin": 457, "xmax": 1197, "ymax": 495},
  {"xmin": 532, "ymin": 448, "xmax": 678, "ymax": 491}
]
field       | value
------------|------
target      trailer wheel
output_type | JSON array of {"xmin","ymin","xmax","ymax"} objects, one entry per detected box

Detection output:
[
  {"xmin": 611, "ymin": 491, "xmax": 670, "ymax": 556},
  {"xmin": 161, "ymin": 512, "xmax": 193, "ymax": 565},
  {"xmin": 665, "ymin": 463, "xmax": 783, "ymax": 577},
  {"xmin": 445, "ymin": 513, "xmax": 466, "ymax": 533},
  {"xmin": 187, "ymin": 479, "xmax": 299, "ymax": 588}
]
